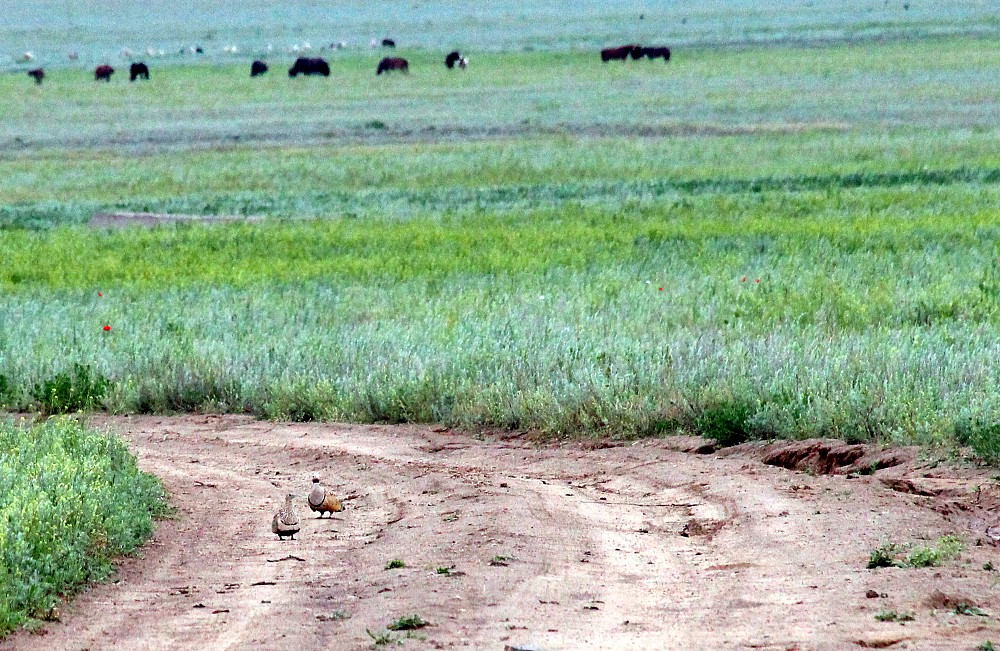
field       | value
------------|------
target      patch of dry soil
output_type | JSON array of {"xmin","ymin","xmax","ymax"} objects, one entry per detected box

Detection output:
[{"xmin": 4, "ymin": 416, "xmax": 999, "ymax": 650}]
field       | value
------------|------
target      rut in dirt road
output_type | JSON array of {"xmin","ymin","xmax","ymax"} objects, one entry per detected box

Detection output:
[{"xmin": 4, "ymin": 415, "xmax": 998, "ymax": 651}]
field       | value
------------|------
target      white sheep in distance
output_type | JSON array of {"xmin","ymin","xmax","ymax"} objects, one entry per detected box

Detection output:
[
  {"xmin": 20, "ymin": 51, "xmax": 35, "ymax": 62},
  {"xmin": 459, "ymin": 56, "xmax": 469, "ymax": 69}
]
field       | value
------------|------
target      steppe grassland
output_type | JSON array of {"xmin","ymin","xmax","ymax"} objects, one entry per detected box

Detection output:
[{"xmin": 2, "ymin": 17, "xmax": 1000, "ymax": 452}]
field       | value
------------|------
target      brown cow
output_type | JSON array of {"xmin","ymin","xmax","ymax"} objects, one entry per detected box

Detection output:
[
  {"xmin": 601, "ymin": 44, "xmax": 640, "ymax": 62},
  {"xmin": 27, "ymin": 68, "xmax": 45, "ymax": 84},
  {"xmin": 94, "ymin": 64, "xmax": 115, "ymax": 81},
  {"xmin": 377, "ymin": 57, "xmax": 408, "ymax": 74}
]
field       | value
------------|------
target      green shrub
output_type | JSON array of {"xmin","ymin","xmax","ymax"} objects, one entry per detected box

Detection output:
[
  {"xmin": 30, "ymin": 364, "xmax": 108, "ymax": 415},
  {"xmin": 0, "ymin": 418, "xmax": 165, "ymax": 636},
  {"xmin": 695, "ymin": 400, "xmax": 754, "ymax": 447},
  {"xmin": 955, "ymin": 419, "xmax": 1000, "ymax": 464}
]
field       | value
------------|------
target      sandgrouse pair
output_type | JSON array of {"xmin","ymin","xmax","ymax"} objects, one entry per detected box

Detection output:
[{"xmin": 271, "ymin": 475, "xmax": 344, "ymax": 540}]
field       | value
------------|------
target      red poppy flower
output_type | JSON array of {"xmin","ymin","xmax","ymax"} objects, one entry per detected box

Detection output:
[
  {"xmin": 658, "ymin": 287, "xmax": 664, "ymax": 291},
  {"xmin": 103, "ymin": 325, "xmax": 112, "ymax": 331},
  {"xmin": 98, "ymin": 292, "xmax": 103, "ymax": 297},
  {"xmin": 741, "ymin": 277, "xmax": 746, "ymax": 282},
  {"xmin": 755, "ymin": 279, "xmax": 761, "ymax": 283}
]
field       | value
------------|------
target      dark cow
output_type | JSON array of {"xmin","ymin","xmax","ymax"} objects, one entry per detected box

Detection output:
[
  {"xmin": 27, "ymin": 68, "xmax": 45, "ymax": 85},
  {"xmin": 445, "ymin": 50, "xmax": 461, "ymax": 69},
  {"xmin": 251, "ymin": 60, "xmax": 269, "ymax": 77},
  {"xmin": 94, "ymin": 64, "xmax": 115, "ymax": 81},
  {"xmin": 129, "ymin": 62, "xmax": 150, "ymax": 81},
  {"xmin": 640, "ymin": 46, "xmax": 671, "ymax": 61},
  {"xmin": 377, "ymin": 57, "xmax": 408, "ymax": 75},
  {"xmin": 381, "ymin": 38, "xmax": 396, "ymax": 47},
  {"xmin": 288, "ymin": 57, "xmax": 330, "ymax": 77},
  {"xmin": 601, "ymin": 44, "xmax": 640, "ymax": 62}
]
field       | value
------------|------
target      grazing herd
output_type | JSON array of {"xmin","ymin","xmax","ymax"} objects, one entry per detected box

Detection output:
[
  {"xmin": 19, "ymin": 43, "xmax": 671, "ymax": 86},
  {"xmin": 601, "ymin": 44, "xmax": 671, "ymax": 62}
]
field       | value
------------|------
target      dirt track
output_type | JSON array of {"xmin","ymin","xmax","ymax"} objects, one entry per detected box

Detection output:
[{"xmin": 4, "ymin": 415, "xmax": 999, "ymax": 651}]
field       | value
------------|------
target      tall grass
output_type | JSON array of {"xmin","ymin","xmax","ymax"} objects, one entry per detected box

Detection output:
[
  {"xmin": 0, "ymin": 418, "xmax": 165, "ymax": 635},
  {"xmin": 0, "ymin": 193, "xmax": 997, "ymax": 448}
]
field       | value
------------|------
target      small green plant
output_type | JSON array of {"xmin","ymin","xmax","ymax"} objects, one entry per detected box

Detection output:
[
  {"xmin": 977, "ymin": 641, "xmax": 995, "ymax": 651},
  {"xmin": 384, "ymin": 559, "xmax": 406, "ymax": 570},
  {"xmin": 954, "ymin": 602, "xmax": 988, "ymax": 617},
  {"xmin": 867, "ymin": 542, "xmax": 899, "ymax": 569},
  {"xmin": 365, "ymin": 120, "xmax": 388, "ymax": 130},
  {"xmin": 984, "ymin": 561, "xmax": 994, "ymax": 571},
  {"xmin": 435, "ymin": 566, "xmax": 452, "ymax": 575},
  {"xmin": 316, "ymin": 610, "xmax": 351, "ymax": 621},
  {"xmin": 387, "ymin": 614, "xmax": 429, "ymax": 631},
  {"xmin": 31, "ymin": 363, "xmax": 109, "ymax": 414},
  {"xmin": 489, "ymin": 554, "xmax": 513, "ymax": 566},
  {"xmin": 905, "ymin": 535, "xmax": 963, "ymax": 568},
  {"xmin": 366, "ymin": 628, "xmax": 400, "ymax": 646},
  {"xmin": 874, "ymin": 610, "xmax": 915, "ymax": 622}
]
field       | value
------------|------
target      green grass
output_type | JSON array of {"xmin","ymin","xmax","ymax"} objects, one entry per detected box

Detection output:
[
  {"xmin": 0, "ymin": 418, "xmax": 165, "ymax": 635},
  {"xmin": 1, "ymin": 17, "xmax": 1000, "ymax": 459}
]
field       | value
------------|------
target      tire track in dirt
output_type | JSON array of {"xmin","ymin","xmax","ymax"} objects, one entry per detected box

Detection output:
[{"xmin": 4, "ymin": 415, "xmax": 999, "ymax": 650}]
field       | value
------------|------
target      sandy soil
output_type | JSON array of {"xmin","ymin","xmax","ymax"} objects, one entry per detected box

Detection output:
[{"xmin": 4, "ymin": 415, "xmax": 999, "ymax": 651}]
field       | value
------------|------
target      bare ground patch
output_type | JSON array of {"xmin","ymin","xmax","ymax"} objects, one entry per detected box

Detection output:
[{"xmin": 3, "ymin": 417, "xmax": 999, "ymax": 650}]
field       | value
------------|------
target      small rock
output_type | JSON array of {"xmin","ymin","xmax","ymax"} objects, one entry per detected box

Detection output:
[{"xmin": 865, "ymin": 590, "xmax": 880, "ymax": 599}]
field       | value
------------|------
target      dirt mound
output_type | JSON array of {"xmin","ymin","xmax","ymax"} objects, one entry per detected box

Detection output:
[{"xmin": 750, "ymin": 439, "xmax": 914, "ymax": 475}]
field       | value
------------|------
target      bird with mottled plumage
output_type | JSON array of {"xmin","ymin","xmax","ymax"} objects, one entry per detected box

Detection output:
[
  {"xmin": 272, "ymin": 493, "xmax": 300, "ymax": 540},
  {"xmin": 307, "ymin": 475, "xmax": 344, "ymax": 518}
]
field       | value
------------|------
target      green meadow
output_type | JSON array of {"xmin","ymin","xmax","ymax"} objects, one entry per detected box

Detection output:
[{"xmin": 1, "ymin": 6, "xmax": 999, "ymax": 456}]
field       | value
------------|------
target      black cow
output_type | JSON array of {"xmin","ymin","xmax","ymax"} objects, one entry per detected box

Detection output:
[
  {"xmin": 640, "ymin": 46, "xmax": 671, "ymax": 61},
  {"xmin": 27, "ymin": 68, "xmax": 44, "ymax": 85},
  {"xmin": 94, "ymin": 64, "xmax": 115, "ymax": 81},
  {"xmin": 129, "ymin": 62, "xmax": 150, "ymax": 81},
  {"xmin": 381, "ymin": 38, "xmax": 396, "ymax": 47},
  {"xmin": 377, "ymin": 57, "xmax": 408, "ymax": 75},
  {"xmin": 251, "ymin": 60, "xmax": 269, "ymax": 77},
  {"xmin": 445, "ymin": 50, "xmax": 461, "ymax": 69},
  {"xmin": 288, "ymin": 57, "xmax": 330, "ymax": 77},
  {"xmin": 601, "ymin": 44, "xmax": 640, "ymax": 62}
]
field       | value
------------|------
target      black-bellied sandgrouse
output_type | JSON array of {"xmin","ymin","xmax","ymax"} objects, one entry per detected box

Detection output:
[
  {"xmin": 272, "ymin": 493, "xmax": 300, "ymax": 540},
  {"xmin": 307, "ymin": 475, "xmax": 344, "ymax": 518}
]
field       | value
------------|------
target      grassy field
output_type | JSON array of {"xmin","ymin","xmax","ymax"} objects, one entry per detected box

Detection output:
[
  {"xmin": 1, "ymin": 5, "xmax": 1000, "ymax": 458},
  {"xmin": 0, "ymin": 418, "xmax": 165, "ymax": 635}
]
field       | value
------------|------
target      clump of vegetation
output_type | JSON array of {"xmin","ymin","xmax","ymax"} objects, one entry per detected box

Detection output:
[
  {"xmin": 366, "ymin": 628, "xmax": 400, "ymax": 646},
  {"xmin": 31, "ymin": 364, "xmax": 109, "ymax": 415},
  {"xmin": 867, "ymin": 536, "xmax": 963, "ymax": 569},
  {"xmin": 955, "ymin": 419, "xmax": 1000, "ymax": 464},
  {"xmin": 694, "ymin": 399, "xmax": 754, "ymax": 447},
  {"xmin": 386, "ymin": 614, "xmax": 429, "ymax": 631},
  {"xmin": 435, "ymin": 566, "xmax": 452, "ymax": 575},
  {"xmin": 867, "ymin": 542, "xmax": 899, "ymax": 569},
  {"xmin": 977, "ymin": 641, "xmax": 996, "ymax": 651},
  {"xmin": 384, "ymin": 559, "xmax": 405, "ymax": 570},
  {"xmin": 0, "ymin": 418, "xmax": 165, "ymax": 636},
  {"xmin": 874, "ymin": 610, "xmax": 915, "ymax": 622},
  {"xmin": 905, "ymin": 535, "xmax": 963, "ymax": 568}
]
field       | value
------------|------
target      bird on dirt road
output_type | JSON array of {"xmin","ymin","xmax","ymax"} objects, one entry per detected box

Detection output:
[
  {"xmin": 307, "ymin": 475, "xmax": 344, "ymax": 518},
  {"xmin": 272, "ymin": 493, "xmax": 301, "ymax": 540}
]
